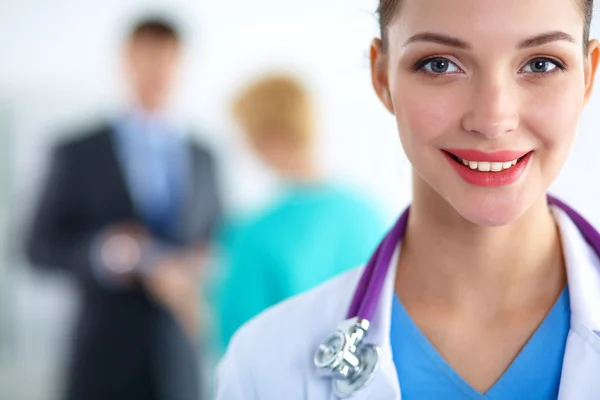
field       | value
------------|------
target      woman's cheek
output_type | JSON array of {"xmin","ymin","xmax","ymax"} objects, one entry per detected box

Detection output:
[
  {"xmin": 524, "ymin": 81, "xmax": 584, "ymax": 153},
  {"xmin": 393, "ymin": 82, "xmax": 468, "ymax": 152}
]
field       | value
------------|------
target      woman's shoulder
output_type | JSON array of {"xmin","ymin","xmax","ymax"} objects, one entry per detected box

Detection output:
[{"xmin": 215, "ymin": 266, "xmax": 364, "ymax": 396}]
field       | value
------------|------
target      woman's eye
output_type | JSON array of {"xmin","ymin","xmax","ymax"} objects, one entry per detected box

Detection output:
[
  {"xmin": 421, "ymin": 58, "xmax": 460, "ymax": 74},
  {"xmin": 522, "ymin": 58, "xmax": 560, "ymax": 74}
]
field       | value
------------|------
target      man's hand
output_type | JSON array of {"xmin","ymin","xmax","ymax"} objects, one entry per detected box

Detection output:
[
  {"xmin": 144, "ymin": 247, "xmax": 207, "ymax": 339},
  {"xmin": 98, "ymin": 223, "xmax": 149, "ymax": 285}
]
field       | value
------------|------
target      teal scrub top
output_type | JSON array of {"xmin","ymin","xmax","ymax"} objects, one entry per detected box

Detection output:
[
  {"xmin": 214, "ymin": 183, "xmax": 387, "ymax": 349},
  {"xmin": 390, "ymin": 287, "xmax": 571, "ymax": 399}
]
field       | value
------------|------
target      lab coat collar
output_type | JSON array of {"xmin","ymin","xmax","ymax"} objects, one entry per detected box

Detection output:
[
  {"xmin": 334, "ymin": 205, "xmax": 600, "ymax": 400},
  {"xmin": 553, "ymin": 206, "xmax": 600, "ymax": 332},
  {"xmin": 553, "ymin": 206, "xmax": 600, "ymax": 398}
]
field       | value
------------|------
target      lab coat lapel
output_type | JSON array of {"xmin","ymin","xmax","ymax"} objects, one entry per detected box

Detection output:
[
  {"xmin": 554, "ymin": 207, "xmax": 600, "ymax": 399},
  {"xmin": 557, "ymin": 320, "xmax": 600, "ymax": 399},
  {"xmin": 329, "ymin": 247, "xmax": 402, "ymax": 400}
]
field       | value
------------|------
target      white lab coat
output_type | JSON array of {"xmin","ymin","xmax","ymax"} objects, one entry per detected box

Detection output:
[{"xmin": 215, "ymin": 207, "xmax": 600, "ymax": 399}]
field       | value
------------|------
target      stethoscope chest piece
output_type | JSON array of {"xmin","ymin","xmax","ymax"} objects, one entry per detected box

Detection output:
[
  {"xmin": 333, "ymin": 342, "xmax": 380, "ymax": 397},
  {"xmin": 314, "ymin": 318, "xmax": 381, "ymax": 398}
]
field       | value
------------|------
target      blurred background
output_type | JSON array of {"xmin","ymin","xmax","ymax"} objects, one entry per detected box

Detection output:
[{"xmin": 0, "ymin": 0, "xmax": 599, "ymax": 399}]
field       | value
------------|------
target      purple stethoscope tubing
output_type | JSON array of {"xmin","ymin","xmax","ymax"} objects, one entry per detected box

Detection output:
[{"xmin": 347, "ymin": 194, "xmax": 600, "ymax": 321}]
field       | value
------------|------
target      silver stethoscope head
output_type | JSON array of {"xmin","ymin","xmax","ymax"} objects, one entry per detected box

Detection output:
[{"xmin": 314, "ymin": 317, "xmax": 381, "ymax": 398}]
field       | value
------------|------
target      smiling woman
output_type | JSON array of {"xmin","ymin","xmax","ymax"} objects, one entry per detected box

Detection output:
[
  {"xmin": 214, "ymin": 0, "xmax": 600, "ymax": 399},
  {"xmin": 369, "ymin": 0, "xmax": 598, "ymax": 227}
]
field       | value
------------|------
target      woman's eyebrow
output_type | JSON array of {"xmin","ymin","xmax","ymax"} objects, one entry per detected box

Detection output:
[
  {"xmin": 518, "ymin": 31, "xmax": 576, "ymax": 48},
  {"xmin": 403, "ymin": 30, "xmax": 576, "ymax": 50},
  {"xmin": 403, "ymin": 32, "xmax": 470, "ymax": 49}
]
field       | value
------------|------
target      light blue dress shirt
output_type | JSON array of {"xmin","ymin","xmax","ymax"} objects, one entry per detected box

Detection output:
[
  {"xmin": 390, "ymin": 287, "xmax": 571, "ymax": 399},
  {"xmin": 112, "ymin": 111, "xmax": 189, "ymax": 240}
]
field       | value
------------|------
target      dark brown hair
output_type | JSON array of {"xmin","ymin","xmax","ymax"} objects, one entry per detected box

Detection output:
[
  {"xmin": 128, "ymin": 16, "xmax": 181, "ymax": 42},
  {"xmin": 377, "ymin": 0, "xmax": 594, "ymax": 51}
]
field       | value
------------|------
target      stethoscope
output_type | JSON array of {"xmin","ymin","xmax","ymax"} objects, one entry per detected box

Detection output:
[{"xmin": 313, "ymin": 195, "xmax": 600, "ymax": 398}]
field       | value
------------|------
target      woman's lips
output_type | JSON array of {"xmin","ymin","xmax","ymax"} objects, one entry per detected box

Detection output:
[
  {"xmin": 443, "ymin": 149, "xmax": 531, "ymax": 163},
  {"xmin": 442, "ymin": 150, "xmax": 533, "ymax": 187}
]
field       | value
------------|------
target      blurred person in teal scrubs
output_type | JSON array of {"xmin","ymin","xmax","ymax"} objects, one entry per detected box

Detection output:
[{"xmin": 214, "ymin": 74, "xmax": 387, "ymax": 349}]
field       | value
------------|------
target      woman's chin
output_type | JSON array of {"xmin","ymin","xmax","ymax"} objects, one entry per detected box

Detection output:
[
  {"xmin": 448, "ymin": 191, "xmax": 538, "ymax": 228},
  {"xmin": 459, "ymin": 208, "xmax": 522, "ymax": 227}
]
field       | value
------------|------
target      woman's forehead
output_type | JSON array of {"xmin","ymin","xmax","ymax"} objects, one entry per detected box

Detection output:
[{"xmin": 390, "ymin": 0, "xmax": 584, "ymax": 45}]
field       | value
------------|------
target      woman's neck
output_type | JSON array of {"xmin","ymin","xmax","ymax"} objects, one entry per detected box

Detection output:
[{"xmin": 396, "ymin": 175, "xmax": 566, "ymax": 314}]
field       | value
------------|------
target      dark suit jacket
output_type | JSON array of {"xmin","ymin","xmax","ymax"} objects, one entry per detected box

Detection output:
[{"xmin": 26, "ymin": 123, "xmax": 221, "ymax": 400}]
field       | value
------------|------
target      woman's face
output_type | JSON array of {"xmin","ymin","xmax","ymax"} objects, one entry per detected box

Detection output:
[{"xmin": 372, "ymin": 0, "xmax": 599, "ymax": 226}]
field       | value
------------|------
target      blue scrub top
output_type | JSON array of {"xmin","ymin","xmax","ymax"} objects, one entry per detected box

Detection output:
[
  {"xmin": 214, "ymin": 183, "xmax": 387, "ymax": 349},
  {"xmin": 390, "ymin": 287, "xmax": 571, "ymax": 399}
]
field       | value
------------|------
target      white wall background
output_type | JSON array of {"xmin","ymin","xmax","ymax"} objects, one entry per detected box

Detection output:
[{"xmin": 0, "ymin": 1, "xmax": 598, "ymax": 399}]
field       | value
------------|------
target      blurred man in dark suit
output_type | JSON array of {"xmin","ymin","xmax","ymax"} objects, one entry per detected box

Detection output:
[{"xmin": 25, "ymin": 16, "xmax": 221, "ymax": 400}]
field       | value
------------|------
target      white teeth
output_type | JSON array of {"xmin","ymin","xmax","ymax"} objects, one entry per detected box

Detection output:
[
  {"xmin": 459, "ymin": 158, "xmax": 520, "ymax": 172},
  {"xmin": 490, "ymin": 162, "xmax": 503, "ymax": 172},
  {"xmin": 479, "ymin": 162, "xmax": 491, "ymax": 172}
]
